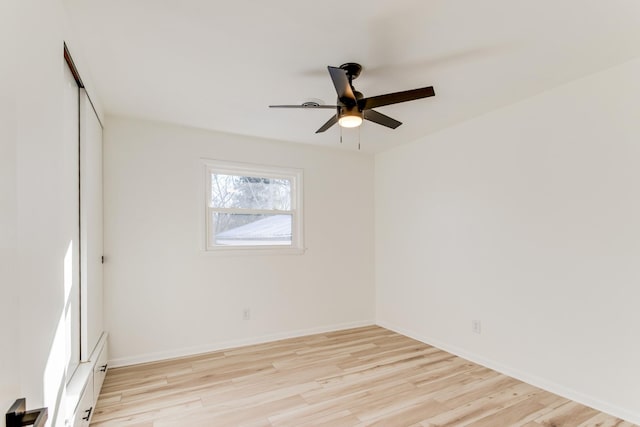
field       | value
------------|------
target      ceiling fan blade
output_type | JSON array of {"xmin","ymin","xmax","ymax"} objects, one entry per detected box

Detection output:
[
  {"xmin": 269, "ymin": 104, "xmax": 338, "ymax": 109},
  {"xmin": 315, "ymin": 114, "xmax": 338, "ymax": 133},
  {"xmin": 364, "ymin": 109, "xmax": 402, "ymax": 129},
  {"xmin": 328, "ymin": 66, "xmax": 357, "ymax": 106},
  {"xmin": 359, "ymin": 86, "xmax": 435, "ymax": 110}
]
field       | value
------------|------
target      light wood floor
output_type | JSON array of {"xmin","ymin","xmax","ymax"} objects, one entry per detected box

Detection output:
[{"xmin": 91, "ymin": 326, "xmax": 635, "ymax": 427}]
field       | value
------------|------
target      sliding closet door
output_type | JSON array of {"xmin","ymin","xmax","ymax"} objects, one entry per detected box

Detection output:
[
  {"xmin": 63, "ymin": 63, "xmax": 81, "ymax": 377},
  {"xmin": 80, "ymin": 89, "xmax": 103, "ymax": 358}
]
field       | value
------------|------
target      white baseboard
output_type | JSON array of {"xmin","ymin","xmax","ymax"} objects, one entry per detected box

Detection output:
[
  {"xmin": 108, "ymin": 319, "xmax": 375, "ymax": 368},
  {"xmin": 376, "ymin": 320, "xmax": 640, "ymax": 426}
]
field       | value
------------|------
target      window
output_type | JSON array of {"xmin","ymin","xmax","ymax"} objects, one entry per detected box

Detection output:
[{"xmin": 204, "ymin": 160, "xmax": 303, "ymax": 252}]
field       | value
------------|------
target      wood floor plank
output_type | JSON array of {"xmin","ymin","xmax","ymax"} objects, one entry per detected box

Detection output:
[
  {"xmin": 577, "ymin": 412, "xmax": 639, "ymax": 427},
  {"xmin": 356, "ymin": 398, "xmax": 448, "ymax": 426},
  {"xmin": 463, "ymin": 394, "xmax": 547, "ymax": 427},
  {"xmin": 422, "ymin": 382, "xmax": 540, "ymax": 426},
  {"xmin": 91, "ymin": 326, "xmax": 636, "ymax": 426},
  {"xmin": 536, "ymin": 401, "xmax": 603, "ymax": 426}
]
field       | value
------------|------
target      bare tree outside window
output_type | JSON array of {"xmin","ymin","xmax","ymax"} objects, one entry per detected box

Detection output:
[{"xmin": 210, "ymin": 174, "xmax": 291, "ymax": 234}]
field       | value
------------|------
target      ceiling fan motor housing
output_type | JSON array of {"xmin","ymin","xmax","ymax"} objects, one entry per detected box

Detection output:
[
  {"xmin": 340, "ymin": 104, "xmax": 361, "ymax": 117},
  {"xmin": 339, "ymin": 62, "xmax": 363, "ymax": 81}
]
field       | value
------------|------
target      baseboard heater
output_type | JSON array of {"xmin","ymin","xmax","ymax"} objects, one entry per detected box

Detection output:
[{"xmin": 6, "ymin": 398, "xmax": 47, "ymax": 427}]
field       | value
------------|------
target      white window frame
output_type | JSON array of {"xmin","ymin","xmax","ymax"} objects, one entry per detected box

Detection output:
[{"xmin": 203, "ymin": 159, "xmax": 304, "ymax": 254}]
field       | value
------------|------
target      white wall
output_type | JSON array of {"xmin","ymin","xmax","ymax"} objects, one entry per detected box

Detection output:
[
  {"xmin": 103, "ymin": 117, "xmax": 375, "ymax": 365},
  {"xmin": 375, "ymin": 58, "xmax": 640, "ymax": 424},
  {"xmin": 0, "ymin": 2, "xmax": 20, "ymax": 422},
  {"xmin": 0, "ymin": 1, "xmax": 103, "ymax": 426}
]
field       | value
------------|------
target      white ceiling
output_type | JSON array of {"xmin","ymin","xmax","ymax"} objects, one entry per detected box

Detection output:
[{"xmin": 63, "ymin": 0, "xmax": 640, "ymax": 152}]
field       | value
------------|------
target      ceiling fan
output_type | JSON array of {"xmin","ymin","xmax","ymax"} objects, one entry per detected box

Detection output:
[{"xmin": 269, "ymin": 62, "xmax": 435, "ymax": 134}]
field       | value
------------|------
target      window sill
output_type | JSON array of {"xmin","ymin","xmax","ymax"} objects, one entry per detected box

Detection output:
[{"xmin": 203, "ymin": 246, "xmax": 306, "ymax": 256}]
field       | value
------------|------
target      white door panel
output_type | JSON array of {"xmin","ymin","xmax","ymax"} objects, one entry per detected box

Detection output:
[
  {"xmin": 63, "ymin": 64, "xmax": 81, "ymax": 378},
  {"xmin": 80, "ymin": 89, "xmax": 103, "ymax": 358}
]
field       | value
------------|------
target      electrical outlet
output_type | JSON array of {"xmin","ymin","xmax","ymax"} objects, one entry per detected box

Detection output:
[
  {"xmin": 472, "ymin": 320, "xmax": 481, "ymax": 334},
  {"xmin": 243, "ymin": 308, "xmax": 251, "ymax": 320}
]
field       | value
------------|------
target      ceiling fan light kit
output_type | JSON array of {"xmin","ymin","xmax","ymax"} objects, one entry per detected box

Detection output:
[
  {"xmin": 338, "ymin": 107, "xmax": 363, "ymax": 128},
  {"xmin": 338, "ymin": 115, "xmax": 363, "ymax": 128},
  {"xmin": 269, "ymin": 62, "xmax": 435, "ymax": 137}
]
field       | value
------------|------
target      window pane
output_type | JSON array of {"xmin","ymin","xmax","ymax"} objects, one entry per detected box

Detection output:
[
  {"xmin": 212, "ymin": 212, "xmax": 292, "ymax": 246},
  {"xmin": 210, "ymin": 174, "xmax": 291, "ymax": 210}
]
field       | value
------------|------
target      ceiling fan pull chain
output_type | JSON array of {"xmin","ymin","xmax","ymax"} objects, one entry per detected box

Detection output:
[
  {"xmin": 340, "ymin": 126, "xmax": 343, "ymax": 144},
  {"xmin": 358, "ymin": 124, "xmax": 361, "ymax": 151}
]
